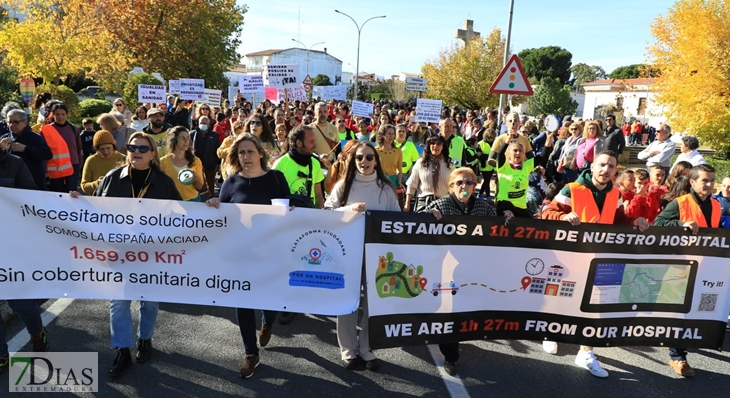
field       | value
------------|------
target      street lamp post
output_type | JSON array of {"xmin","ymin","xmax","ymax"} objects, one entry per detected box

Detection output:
[
  {"xmin": 291, "ymin": 39, "xmax": 325, "ymax": 77},
  {"xmin": 335, "ymin": 10, "xmax": 385, "ymax": 101}
]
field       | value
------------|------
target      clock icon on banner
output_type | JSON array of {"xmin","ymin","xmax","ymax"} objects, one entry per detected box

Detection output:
[{"xmin": 525, "ymin": 258, "xmax": 544, "ymax": 275}]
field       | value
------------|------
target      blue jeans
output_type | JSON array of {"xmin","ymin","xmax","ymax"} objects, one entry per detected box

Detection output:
[
  {"xmin": 110, "ymin": 300, "xmax": 159, "ymax": 349},
  {"xmin": 0, "ymin": 299, "xmax": 44, "ymax": 357},
  {"xmin": 668, "ymin": 347, "xmax": 687, "ymax": 361},
  {"xmin": 236, "ymin": 309, "xmax": 278, "ymax": 356}
]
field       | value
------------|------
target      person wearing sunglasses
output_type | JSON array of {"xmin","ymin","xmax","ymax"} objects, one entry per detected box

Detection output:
[
  {"xmin": 245, "ymin": 115, "xmax": 279, "ymax": 165},
  {"xmin": 422, "ymin": 167, "xmax": 512, "ymax": 376},
  {"xmin": 111, "ymin": 98, "xmax": 133, "ymax": 127},
  {"xmin": 325, "ymin": 141, "xmax": 399, "ymax": 372},
  {"xmin": 70, "ymin": 132, "xmax": 180, "ymax": 378}
]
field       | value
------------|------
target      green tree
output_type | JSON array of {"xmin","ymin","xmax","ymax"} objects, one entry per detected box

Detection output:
[
  {"xmin": 570, "ymin": 63, "xmax": 607, "ymax": 92},
  {"xmin": 518, "ymin": 46, "xmax": 573, "ymax": 85},
  {"xmin": 35, "ymin": 84, "xmax": 81, "ymax": 117},
  {"xmin": 347, "ymin": 82, "xmax": 370, "ymax": 101},
  {"xmin": 123, "ymin": 73, "xmax": 164, "ymax": 108},
  {"xmin": 608, "ymin": 64, "xmax": 643, "ymax": 79},
  {"xmin": 526, "ymin": 77, "xmax": 578, "ymax": 116},
  {"xmin": 421, "ymin": 28, "xmax": 506, "ymax": 109},
  {"xmin": 311, "ymin": 74, "xmax": 332, "ymax": 86}
]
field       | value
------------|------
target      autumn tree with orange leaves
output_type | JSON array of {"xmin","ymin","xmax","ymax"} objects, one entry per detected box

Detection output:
[
  {"xmin": 0, "ymin": 0, "xmax": 246, "ymax": 91},
  {"xmin": 421, "ymin": 29, "xmax": 507, "ymax": 110},
  {"xmin": 648, "ymin": 0, "xmax": 730, "ymax": 150}
]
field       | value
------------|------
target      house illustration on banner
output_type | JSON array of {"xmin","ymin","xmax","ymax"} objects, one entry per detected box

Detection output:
[
  {"xmin": 529, "ymin": 277, "xmax": 546, "ymax": 294},
  {"xmin": 560, "ymin": 280, "xmax": 576, "ymax": 297},
  {"xmin": 547, "ymin": 265, "xmax": 564, "ymax": 283}
]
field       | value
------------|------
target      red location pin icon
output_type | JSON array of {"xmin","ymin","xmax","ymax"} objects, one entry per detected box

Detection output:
[
  {"xmin": 521, "ymin": 276, "xmax": 532, "ymax": 290},
  {"xmin": 419, "ymin": 277, "xmax": 428, "ymax": 289}
]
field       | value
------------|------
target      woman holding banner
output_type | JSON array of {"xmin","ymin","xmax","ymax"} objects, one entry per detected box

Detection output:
[
  {"xmin": 325, "ymin": 141, "xmax": 400, "ymax": 371},
  {"xmin": 423, "ymin": 167, "xmax": 512, "ymax": 376},
  {"xmin": 71, "ymin": 132, "xmax": 180, "ymax": 378},
  {"xmin": 206, "ymin": 133, "xmax": 290, "ymax": 379}
]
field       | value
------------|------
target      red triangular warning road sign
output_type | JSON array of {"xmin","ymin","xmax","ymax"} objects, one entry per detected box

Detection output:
[
  {"xmin": 489, "ymin": 55, "xmax": 533, "ymax": 95},
  {"xmin": 303, "ymin": 74, "xmax": 313, "ymax": 85}
]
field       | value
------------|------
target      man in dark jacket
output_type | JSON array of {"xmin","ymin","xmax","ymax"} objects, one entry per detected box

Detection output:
[
  {"xmin": 604, "ymin": 114, "xmax": 625, "ymax": 156},
  {"xmin": 190, "ymin": 116, "xmax": 220, "ymax": 199},
  {"xmin": 0, "ymin": 148, "xmax": 50, "ymax": 373},
  {"xmin": 1, "ymin": 109, "xmax": 53, "ymax": 190}
]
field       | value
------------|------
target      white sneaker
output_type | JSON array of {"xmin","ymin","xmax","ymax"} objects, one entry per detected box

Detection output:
[
  {"xmin": 574, "ymin": 349, "xmax": 609, "ymax": 378},
  {"xmin": 542, "ymin": 341, "xmax": 558, "ymax": 354}
]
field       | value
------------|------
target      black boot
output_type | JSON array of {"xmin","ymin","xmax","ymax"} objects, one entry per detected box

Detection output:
[
  {"xmin": 108, "ymin": 348, "xmax": 132, "ymax": 378},
  {"xmin": 136, "ymin": 339, "xmax": 152, "ymax": 363}
]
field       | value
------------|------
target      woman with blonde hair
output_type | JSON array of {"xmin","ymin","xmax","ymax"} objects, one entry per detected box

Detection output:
[
  {"xmin": 111, "ymin": 98, "xmax": 133, "ymax": 126},
  {"xmin": 374, "ymin": 124, "xmax": 403, "ymax": 189},
  {"xmin": 575, "ymin": 121, "xmax": 607, "ymax": 172},
  {"xmin": 70, "ymin": 131, "xmax": 180, "ymax": 378}
]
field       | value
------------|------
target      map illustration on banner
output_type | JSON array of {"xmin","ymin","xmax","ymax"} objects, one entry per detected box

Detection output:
[
  {"xmin": 364, "ymin": 212, "xmax": 730, "ymax": 350},
  {"xmin": 265, "ymin": 64, "xmax": 300, "ymax": 89},
  {"xmin": 489, "ymin": 54, "xmax": 534, "ymax": 95}
]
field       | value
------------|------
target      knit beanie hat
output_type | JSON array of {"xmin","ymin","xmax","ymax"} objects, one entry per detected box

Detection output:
[{"xmin": 93, "ymin": 130, "xmax": 116, "ymax": 149}]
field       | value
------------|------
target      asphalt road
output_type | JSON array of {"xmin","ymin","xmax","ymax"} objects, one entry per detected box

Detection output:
[{"xmin": 2, "ymin": 299, "xmax": 729, "ymax": 397}]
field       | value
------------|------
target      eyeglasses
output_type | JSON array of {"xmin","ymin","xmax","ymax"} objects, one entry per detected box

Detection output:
[
  {"xmin": 429, "ymin": 142, "xmax": 444, "ymax": 146},
  {"xmin": 454, "ymin": 180, "xmax": 476, "ymax": 187},
  {"xmin": 126, "ymin": 144, "xmax": 152, "ymax": 153},
  {"xmin": 6, "ymin": 120, "xmax": 22, "ymax": 125},
  {"xmin": 114, "ymin": 103, "xmax": 123, "ymax": 107},
  {"xmin": 355, "ymin": 154, "xmax": 375, "ymax": 162},
  {"xmin": 336, "ymin": 120, "xmax": 345, "ymax": 123},
  {"xmin": 251, "ymin": 121, "xmax": 263, "ymax": 126},
  {"xmin": 569, "ymin": 128, "xmax": 578, "ymax": 131},
  {"xmin": 201, "ymin": 108, "xmax": 210, "ymax": 111}
]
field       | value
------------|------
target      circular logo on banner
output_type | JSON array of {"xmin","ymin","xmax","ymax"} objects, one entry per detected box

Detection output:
[{"xmin": 309, "ymin": 248, "xmax": 322, "ymax": 263}]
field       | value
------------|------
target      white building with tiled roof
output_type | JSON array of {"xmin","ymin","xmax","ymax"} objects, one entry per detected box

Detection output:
[
  {"xmin": 582, "ymin": 78, "xmax": 665, "ymax": 126},
  {"xmin": 242, "ymin": 48, "xmax": 343, "ymax": 86}
]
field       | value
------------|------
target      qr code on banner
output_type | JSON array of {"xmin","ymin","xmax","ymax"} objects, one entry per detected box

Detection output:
[{"xmin": 698, "ymin": 293, "xmax": 718, "ymax": 312}]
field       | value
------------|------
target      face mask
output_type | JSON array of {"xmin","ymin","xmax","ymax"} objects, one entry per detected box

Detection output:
[{"xmin": 199, "ymin": 124, "xmax": 208, "ymax": 131}]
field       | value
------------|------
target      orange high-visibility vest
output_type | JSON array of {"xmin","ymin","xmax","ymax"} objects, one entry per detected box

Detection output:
[
  {"xmin": 676, "ymin": 193, "xmax": 720, "ymax": 228},
  {"xmin": 569, "ymin": 182, "xmax": 620, "ymax": 224},
  {"xmin": 40, "ymin": 124, "xmax": 73, "ymax": 179}
]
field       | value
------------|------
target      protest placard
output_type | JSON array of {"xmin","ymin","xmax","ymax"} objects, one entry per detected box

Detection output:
[
  {"xmin": 137, "ymin": 84, "xmax": 166, "ymax": 103},
  {"xmin": 415, "ymin": 98, "xmax": 442, "ymax": 123},
  {"xmin": 179, "ymin": 78, "xmax": 205, "ymax": 100},
  {"xmin": 264, "ymin": 64, "xmax": 300, "ymax": 89},
  {"xmin": 351, "ymin": 100, "xmax": 374, "ymax": 118},
  {"xmin": 168, "ymin": 80, "xmax": 181, "ymax": 95},
  {"xmin": 277, "ymin": 88, "xmax": 307, "ymax": 103},
  {"xmin": 239, "ymin": 75, "xmax": 264, "ymax": 93},
  {"xmin": 264, "ymin": 87, "xmax": 278, "ymax": 101},
  {"xmin": 202, "ymin": 88, "xmax": 222, "ymax": 106}
]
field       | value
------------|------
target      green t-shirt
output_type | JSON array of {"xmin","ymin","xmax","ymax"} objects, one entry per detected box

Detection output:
[
  {"xmin": 447, "ymin": 135, "xmax": 466, "ymax": 166},
  {"xmin": 273, "ymin": 154, "xmax": 324, "ymax": 202},
  {"xmin": 396, "ymin": 140, "xmax": 421, "ymax": 175},
  {"xmin": 496, "ymin": 158, "xmax": 534, "ymax": 209}
]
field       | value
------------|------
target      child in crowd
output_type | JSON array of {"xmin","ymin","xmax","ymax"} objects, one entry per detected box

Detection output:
[
  {"xmin": 622, "ymin": 169, "xmax": 652, "ymax": 219},
  {"xmin": 539, "ymin": 182, "xmax": 563, "ymax": 218},
  {"xmin": 645, "ymin": 165, "xmax": 668, "ymax": 222},
  {"xmin": 213, "ymin": 112, "xmax": 230, "ymax": 143},
  {"xmin": 274, "ymin": 123, "xmax": 288, "ymax": 155},
  {"xmin": 79, "ymin": 118, "xmax": 96, "ymax": 165},
  {"xmin": 356, "ymin": 121, "xmax": 371, "ymax": 142}
]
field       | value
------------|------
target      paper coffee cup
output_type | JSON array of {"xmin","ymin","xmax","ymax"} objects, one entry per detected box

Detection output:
[{"xmin": 271, "ymin": 198, "xmax": 290, "ymax": 207}]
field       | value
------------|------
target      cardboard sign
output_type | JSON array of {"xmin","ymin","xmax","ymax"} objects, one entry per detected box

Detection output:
[
  {"xmin": 351, "ymin": 100, "xmax": 374, "ymax": 118},
  {"xmin": 313, "ymin": 85, "xmax": 348, "ymax": 101},
  {"xmin": 179, "ymin": 79, "xmax": 205, "ymax": 100},
  {"xmin": 277, "ymin": 88, "xmax": 308, "ymax": 103},
  {"xmin": 239, "ymin": 75, "xmax": 264, "ymax": 93},
  {"xmin": 200, "ymin": 88, "xmax": 222, "ymax": 106},
  {"xmin": 265, "ymin": 87, "xmax": 278, "ymax": 101},
  {"xmin": 169, "ymin": 80, "xmax": 181, "ymax": 95},
  {"xmin": 415, "ymin": 98, "xmax": 442, "ymax": 123},
  {"xmin": 138, "ymin": 84, "xmax": 166, "ymax": 103},
  {"xmin": 265, "ymin": 64, "xmax": 300, "ymax": 89}
]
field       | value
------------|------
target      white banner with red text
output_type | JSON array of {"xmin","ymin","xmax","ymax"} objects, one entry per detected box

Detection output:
[
  {"xmin": 365, "ymin": 211, "xmax": 730, "ymax": 349},
  {"xmin": 0, "ymin": 188, "xmax": 364, "ymax": 316}
]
